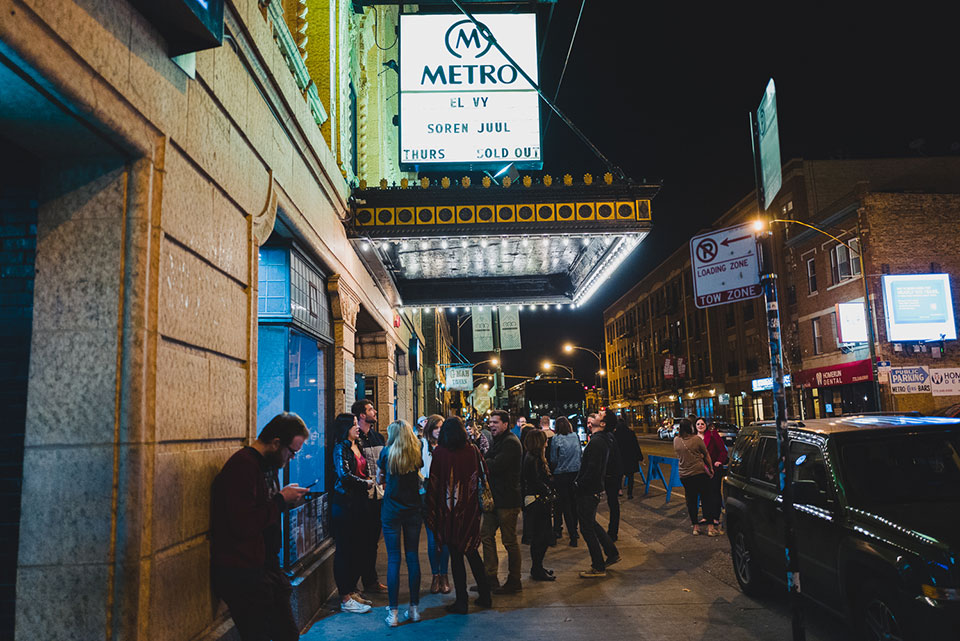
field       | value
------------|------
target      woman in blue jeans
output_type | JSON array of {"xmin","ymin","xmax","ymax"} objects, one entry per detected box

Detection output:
[
  {"xmin": 421, "ymin": 415, "xmax": 451, "ymax": 594},
  {"xmin": 378, "ymin": 420, "xmax": 424, "ymax": 626}
]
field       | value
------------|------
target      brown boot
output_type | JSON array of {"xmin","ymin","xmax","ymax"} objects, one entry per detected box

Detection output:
[
  {"xmin": 439, "ymin": 575, "xmax": 452, "ymax": 594},
  {"xmin": 430, "ymin": 575, "xmax": 441, "ymax": 594}
]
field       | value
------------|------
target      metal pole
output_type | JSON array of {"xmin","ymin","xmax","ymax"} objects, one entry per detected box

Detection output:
[
  {"xmin": 751, "ymin": 111, "xmax": 805, "ymax": 641},
  {"xmin": 493, "ymin": 308, "xmax": 504, "ymax": 409},
  {"xmin": 857, "ymin": 210, "xmax": 883, "ymax": 411}
]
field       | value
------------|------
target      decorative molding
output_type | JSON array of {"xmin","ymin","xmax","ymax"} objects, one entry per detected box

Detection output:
[
  {"xmin": 253, "ymin": 170, "xmax": 278, "ymax": 245},
  {"xmin": 327, "ymin": 273, "xmax": 361, "ymax": 328}
]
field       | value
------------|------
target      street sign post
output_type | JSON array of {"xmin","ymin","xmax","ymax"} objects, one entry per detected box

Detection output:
[
  {"xmin": 689, "ymin": 222, "xmax": 762, "ymax": 309},
  {"xmin": 750, "ymin": 78, "xmax": 804, "ymax": 641}
]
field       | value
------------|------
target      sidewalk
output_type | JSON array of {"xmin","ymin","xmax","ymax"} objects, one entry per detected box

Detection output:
[{"xmin": 301, "ymin": 488, "xmax": 847, "ymax": 641}]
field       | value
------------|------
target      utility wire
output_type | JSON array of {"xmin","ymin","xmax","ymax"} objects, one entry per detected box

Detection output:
[
  {"xmin": 448, "ymin": 0, "xmax": 627, "ymax": 181},
  {"xmin": 544, "ymin": 0, "xmax": 585, "ymax": 137}
]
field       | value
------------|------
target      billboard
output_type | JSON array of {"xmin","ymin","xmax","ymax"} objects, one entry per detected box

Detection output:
[
  {"xmin": 836, "ymin": 301, "xmax": 869, "ymax": 343},
  {"xmin": 399, "ymin": 13, "xmax": 541, "ymax": 170},
  {"xmin": 881, "ymin": 274, "xmax": 957, "ymax": 342}
]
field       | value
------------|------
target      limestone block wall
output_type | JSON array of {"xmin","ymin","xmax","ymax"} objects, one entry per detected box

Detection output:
[{"xmin": 3, "ymin": 1, "xmax": 416, "ymax": 640}]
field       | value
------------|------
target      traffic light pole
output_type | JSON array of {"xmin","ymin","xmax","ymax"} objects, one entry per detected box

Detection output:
[{"xmin": 751, "ymin": 112, "xmax": 805, "ymax": 641}]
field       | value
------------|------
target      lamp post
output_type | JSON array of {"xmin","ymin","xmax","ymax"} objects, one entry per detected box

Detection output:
[
  {"xmin": 763, "ymin": 218, "xmax": 882, "ymax": 411},
  {"xmin": 563, "ymin": 343, "xmax": 606, "ymax": 388},
  {"xmin": 541, "ymin": 361, "xmax": 574, "ymax": 378}
]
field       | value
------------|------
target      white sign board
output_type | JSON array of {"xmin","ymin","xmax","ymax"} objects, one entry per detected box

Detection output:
[
  {"xmin": 447, "ymin": 366, "xmax": 475, "ymax": 391},
  {"xmin": 882, "ymin": 274, "xmax": 957, "ymax": 342},
  {"xmin": 889, "ymin": 366, "xmax": 931, "ymax": 395},
  {"xmin": 472, "ymin": 307, "xmax": 494, "ymax": 352},
  {"xmin": 931, "ymin": 368, "xmax": 960, "ymax": 397},
  {"xmin": 499, "ymin": 306, "xmax": 522, "ymax": 351},
  {"xmin": 836, "ymin": 301, "xmax": 869, "ymax": 343},
  {"xmin": 690, "ymin": 222, "xmax": 762, "ymax": 309},
  {"xmin": 399, "ymin": 13, "xmax": 541, "ymax": 169}
]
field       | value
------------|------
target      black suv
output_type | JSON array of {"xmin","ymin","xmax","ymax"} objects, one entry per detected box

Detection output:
[{"xmin": 724, "ymin": 415, "xmax": 960, "ymax": 640}]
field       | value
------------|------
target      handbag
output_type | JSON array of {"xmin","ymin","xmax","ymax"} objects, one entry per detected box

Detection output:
[{"xmin": 476, "ymin": 447, "xmax": 495, "ymax": 512}]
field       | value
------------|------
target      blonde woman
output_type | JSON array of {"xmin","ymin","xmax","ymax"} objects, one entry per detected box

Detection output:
[{"xmin": 377, "ymin": 420, "xmax": 424, "ymax": 626}]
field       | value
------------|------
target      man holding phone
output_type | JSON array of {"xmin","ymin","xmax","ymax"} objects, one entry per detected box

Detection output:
[{"xmin": 211, "ymin": 412, "xmax": 310, "ymax": 640}]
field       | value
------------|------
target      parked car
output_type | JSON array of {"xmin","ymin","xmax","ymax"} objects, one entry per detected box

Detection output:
[
  {"xmin": 711, "ymin": 419, "xmax": 741, "ymax": 446},
  {"xmin": 930, "ymin": 403, "xmax": 960, "ymax": 418},
  {"xmin": 657, "ymin": 419, "xmax": 678, "ymax": 440},
  {"xmin": 724, "ymin": 415, "xmax": 960, "ymax": 641}
]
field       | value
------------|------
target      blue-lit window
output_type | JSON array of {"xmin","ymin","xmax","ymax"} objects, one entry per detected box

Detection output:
[{"xmin": 256, "ymin": 245, "xmax": 333, "ymax": 567}]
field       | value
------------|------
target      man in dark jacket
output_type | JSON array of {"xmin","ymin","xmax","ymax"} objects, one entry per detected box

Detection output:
[
  {"xmin": 211, "ymin": 413, "xmax": 310, "ymax": 640},
  {"xmin": 480, "ymin": 409, "xmax": 523, "ymax": 593},
  {"xmin": 615, "ymin": 418, "xmax": 644, "ymax": 499},
  {"xmin": 601, "ymin": 415, "xmax": 625, "ymax": 541},
  {"xmin": 574, "ymin": 410, "xmax": 620, "ymax": 578},
  {"xmin": 352, "ymin": 399, "xmax": 387, "ymax": 594}
]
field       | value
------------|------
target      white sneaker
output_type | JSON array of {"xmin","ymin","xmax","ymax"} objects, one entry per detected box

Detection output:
[
  {"xmin": 385, "ymin": 608, "xmax": 399, "ymax": 627},
  {"xmin": 404, "ymin": 605, "xmax": 421, "ymax": 622},
  {"xmin": 340, "ymin": 598, "xmax": 371, "ymax": 614}
]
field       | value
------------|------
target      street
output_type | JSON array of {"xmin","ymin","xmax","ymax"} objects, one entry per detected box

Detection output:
[{"xmin": 301, "ymin": 449, "xmax": 848, "ymax": 641}]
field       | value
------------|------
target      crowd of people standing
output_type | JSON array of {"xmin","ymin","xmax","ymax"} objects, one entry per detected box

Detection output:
[{"xmin": 210, "ymin": 399, "xmax": 729, "ymax": 636}]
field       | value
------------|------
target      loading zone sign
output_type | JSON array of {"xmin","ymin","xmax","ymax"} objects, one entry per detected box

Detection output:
[{"xmin": 690, "ymin": 223, "xmax": 762, "ymax": 309}]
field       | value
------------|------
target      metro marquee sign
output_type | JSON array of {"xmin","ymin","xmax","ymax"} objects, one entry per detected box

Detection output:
[{"xmin": 399, "ymin": 13, "xmax": 542, "ymax": 171}]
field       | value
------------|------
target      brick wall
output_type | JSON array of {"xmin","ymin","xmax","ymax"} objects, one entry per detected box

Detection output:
[{"xmin": 0, "ymin": 141, "xmax": 38, "ymax": 637}]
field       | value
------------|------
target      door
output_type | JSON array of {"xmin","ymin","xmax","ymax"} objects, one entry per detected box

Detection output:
[{"xmin": 747, "ymin": 436, "xmax": 784, "ymax": 577}]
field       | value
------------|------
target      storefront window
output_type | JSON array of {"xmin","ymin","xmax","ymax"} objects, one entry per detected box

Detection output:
[
  {"xmin": 733, "ymin": 395, "xmax": 744, "ymax": 426},
  {"xmin": 752, "ymin": 395, "xmax": 765, "ymax": 421}
]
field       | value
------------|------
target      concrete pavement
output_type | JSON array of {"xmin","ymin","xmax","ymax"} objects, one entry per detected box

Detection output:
[{"xmin": 301, "ymin": 477, "xmax": 848, "ymax": 641}]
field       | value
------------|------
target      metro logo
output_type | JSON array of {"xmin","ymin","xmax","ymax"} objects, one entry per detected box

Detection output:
[{"xmin": 445, "ymin": 20, "xmax": 493, "ymax": 59}]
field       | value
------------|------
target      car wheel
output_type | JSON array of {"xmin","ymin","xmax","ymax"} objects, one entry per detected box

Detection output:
[
  {"xmin": 730, "ymin": 526, "xmax": 765, "ymax": 596},
  {"xmin": 857, "ymin": 585, "xmax": 908, "ymax": 641}
]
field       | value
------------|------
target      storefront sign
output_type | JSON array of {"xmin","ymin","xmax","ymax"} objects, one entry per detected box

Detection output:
[
  {"xmin": 882, "ymin": 274, "xmax": 957, "ymax": 342},
  {"xmin": 931, "ymin": 368, "xmax": 960, "ymax": 396},
  {"xmin": 447, "ymin": 366, "xmax": 475, "ymax": 391},
  {"xmin": 399, "ymin": 13, "xmax": 541, "ymax": 169},
  {"xmin": 751, "ymin": 374, "xmax": 792, "ymax": 392},
  {"xmin": 889, "ymin": 366, "xmax": 931, "ymax": 395},
  {"xmin": 795, "ymin": 359, "xmax": 873, "ymax": 388}
]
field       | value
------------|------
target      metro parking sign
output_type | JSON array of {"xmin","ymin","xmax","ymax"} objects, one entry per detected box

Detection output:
[{"xmin": 889, "ymin": 366, "xmax": 931, "ymax": 395}]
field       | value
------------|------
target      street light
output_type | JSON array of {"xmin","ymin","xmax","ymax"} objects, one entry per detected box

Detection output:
[
  {"xmin": 757, "ymin": 217, "xmax": 882, "ymax": 411},
  {"xmin": 542, "ymin": 361, "xmax": 574, "ymax": 378},
  {"xmin": 563, "ymin": 343, "xmax": 606, "ymax": 388}
]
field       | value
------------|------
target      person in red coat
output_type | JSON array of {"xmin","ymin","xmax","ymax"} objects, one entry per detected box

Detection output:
[
  {"xmin": 698, "ymin": 417, "xmax": 729, "ymax": 531},
  {"xmin": 424, "ymin": 417, "xmax": 492, "ymax": 614}
]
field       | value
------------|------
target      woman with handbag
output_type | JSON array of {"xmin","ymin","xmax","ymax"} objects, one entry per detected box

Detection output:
[
  {"xmin": 673, "ymin": 418, "xmax": 717, "ymax": 536},
  {"xmin": 420, "ymin": 415, "xmax": 451, "ymax": 595},
  {"xmin": 330, "ymin": 413, "xmax": 376, "ymax": 614},
  {"xmin": 523, "ymin": 429, "xmax": 557, "ymax": 581},
  {"xmin": 698, "ymin": 418, "xmax": 728, "ymax": 532},
  {"xmin": 424, "ymin": 417, "xmax": 493, "ymax": 614}
]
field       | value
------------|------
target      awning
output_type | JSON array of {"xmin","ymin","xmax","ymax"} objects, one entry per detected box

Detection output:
[{"xmin": 794, "ymin": 358, "xmax": 873, "ymax": 388}]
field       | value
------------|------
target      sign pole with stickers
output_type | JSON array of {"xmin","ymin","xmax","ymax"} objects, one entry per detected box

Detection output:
[{"xmin": 750, "ymin": 78, "xmax": 805, "ymax": 641}]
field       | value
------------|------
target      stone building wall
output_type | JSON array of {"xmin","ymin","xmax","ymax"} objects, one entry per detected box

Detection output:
[{"xmin": 1, "ymin": 1, "xmax": 418, "ymax": 639}]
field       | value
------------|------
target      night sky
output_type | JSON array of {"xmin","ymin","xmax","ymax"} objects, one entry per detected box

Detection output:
[{"xmin": 442, "ymin": 2, "xmax": 956, "ymax": 384}]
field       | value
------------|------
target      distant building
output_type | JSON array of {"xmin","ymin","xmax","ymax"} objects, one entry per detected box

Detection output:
[{"xmin": 604, "ymin": 157, "xmax": 960, "ymax": 430}]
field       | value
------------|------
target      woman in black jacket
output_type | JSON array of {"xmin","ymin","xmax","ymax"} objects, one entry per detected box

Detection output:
[
  {"xmin": 522, "ymin": 430, "xmax": 557, "ymax": 581},
  {"xmin": 331, "ymin": 413, "xmax": 376, "ymax": 614}
]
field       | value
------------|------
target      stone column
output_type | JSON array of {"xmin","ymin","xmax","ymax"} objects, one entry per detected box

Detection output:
[
  {"xmin": 327, "ymin": 274, "xmax": 360, "ymax": 414},
  {"xmin": 356, "ymin": 330, "xmax": 396, "ymax": 428}
]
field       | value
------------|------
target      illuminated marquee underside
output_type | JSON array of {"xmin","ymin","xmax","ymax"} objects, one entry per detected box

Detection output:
[{"xmin": 349, "ymin": 180, "xmax": 658, "ymax": 307}]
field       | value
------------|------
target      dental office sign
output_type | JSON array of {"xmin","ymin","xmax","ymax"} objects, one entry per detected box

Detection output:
[{"xmin": 399, "ymin": 14, "xmax": 542, "ymax": 170}]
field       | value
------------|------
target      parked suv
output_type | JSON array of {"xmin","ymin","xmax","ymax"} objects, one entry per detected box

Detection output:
[{"xmin": 724, "ymin": 415, "xmax": 960, "ymax": 641}]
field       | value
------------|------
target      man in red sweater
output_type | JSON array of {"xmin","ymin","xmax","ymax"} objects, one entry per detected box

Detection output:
[{"xmin": 211, "ymin": 413, "xmax": 310, "ymax": 640}]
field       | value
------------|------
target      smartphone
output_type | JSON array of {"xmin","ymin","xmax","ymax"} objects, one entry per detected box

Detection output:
[{"xmin": 304, "ymin": 480, "xmax": 318, "ymax": 489}]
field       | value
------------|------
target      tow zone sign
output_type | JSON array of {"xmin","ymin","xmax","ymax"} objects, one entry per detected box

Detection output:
[{"xmin": 690, "ymin": 223, "xmax": 762, "ymax": 309}]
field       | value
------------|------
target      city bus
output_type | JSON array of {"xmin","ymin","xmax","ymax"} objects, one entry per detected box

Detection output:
[{"xmin": 508, "ymin": 376, "xmax": 587, "ymax": 437}]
